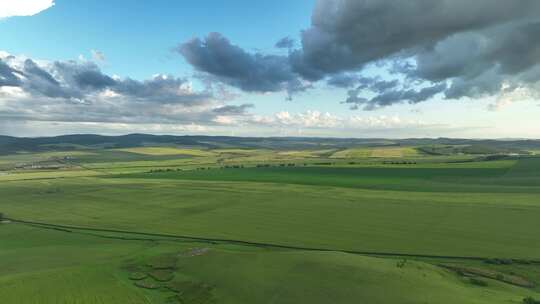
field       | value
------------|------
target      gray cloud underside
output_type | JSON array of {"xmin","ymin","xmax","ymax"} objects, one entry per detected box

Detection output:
[
  {"xmin": 0, "ymin": 99, "xmax": 229, "ymax": 125},
  {"xmin": 275, "ymin": 37, "xmax": 296, "ymax": 49},
  {"xmin": 0, "ymin": 58, "xmax": 22, "ymax": 87},
  {"xmin": 10, "ymin": 58, "xmax": 213, "ymax": 105},
  {"xmin": 295, "ymin": 0, "xmax": 540, "ymax": 76},
  {"xmin": 0, "ymin": 94, "xmax": 253, "ymax": 126},
  {"xmin": 0, "ymin": 55, "xmax": 252, "ymax": 125},
  {"xmin": 179, "ymin": 33, "xmax": 306, "ymax": 96},
  {"xmin": 178, "ymin": 0, "xmax": 540, "ymax": 109},
  {"xmin": 212, "ymin": 103, "xmax": 254, "ymax": 115}
]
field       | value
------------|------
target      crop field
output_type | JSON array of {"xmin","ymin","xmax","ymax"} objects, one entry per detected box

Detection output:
[
  {"xmin": 1, "ymin": 141, "xmax": 540, "ymax": 303},
  {"xmin": 331, "ymin": 146, "xmax": 420, "ymax": 158},
  {"xmin": 116, "ymin": 147, "xmax": 217, "ymax": 157}
]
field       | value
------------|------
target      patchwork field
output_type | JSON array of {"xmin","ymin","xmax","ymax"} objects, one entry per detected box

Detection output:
[
  {"xmin": 1, "ymin": 140, "xmax": 540, "ymax": 303},
  {"xmin": 331, "ymin": 146, "xmax": 420, "ymax": 158},
  {"xmin": 116, "ymin": 147, "xmax": 217, "ymax": 157}
]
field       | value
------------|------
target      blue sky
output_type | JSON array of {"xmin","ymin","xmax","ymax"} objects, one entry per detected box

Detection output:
[
  {"xmin": 0, "ymin": 0, "xmax": 312, "ymax": 78},
  {"xmin": 1, "ymin": 0, "xmax": 540, "ymax": 138}
]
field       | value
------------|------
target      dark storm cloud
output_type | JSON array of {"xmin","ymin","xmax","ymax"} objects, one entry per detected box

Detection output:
[
  {"xmin": 178, "ymin": 32, "xmax": 305, "ymax": 95},
  {"xmin": 292, "ymin": 0, "xmax": 540, "ymax": 77},
  {"xmin": 409, "ymin": 21, "xmax": 540, "ymax": 100},
  {"xmin": 178, "ymin": 0, "xmax": 540, "ymax": 108},
  {"xmin": 306, "ymin": 0, "xmax": 540, "ymax": 104},
  {"xmin": 412, "ymin": 23, "xmax": 540, "ymax": 82}
]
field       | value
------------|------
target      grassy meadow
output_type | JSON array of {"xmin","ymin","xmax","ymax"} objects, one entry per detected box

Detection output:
[{"xmin": 1, "ymin": 141, "xmax": 540, "ymax": 303}]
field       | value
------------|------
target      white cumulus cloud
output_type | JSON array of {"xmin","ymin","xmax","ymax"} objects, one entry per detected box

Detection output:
[{"xmin": 0, "ymin": 0, "xmax": 55, "ymax": 19}]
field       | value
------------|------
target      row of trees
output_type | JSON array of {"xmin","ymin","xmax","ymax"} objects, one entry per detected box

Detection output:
[
  {"xmin": 148, "ymin": 160, "xmax": 406, "ymax": 174},
  {"xmin": 382, "ymin": 161, "xmax": 418, "ymax": 165}
]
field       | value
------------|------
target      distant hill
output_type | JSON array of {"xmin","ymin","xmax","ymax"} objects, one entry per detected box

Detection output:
[{"xmin": 0, "ymin": 134, "xmax": 539, "ymax": 155}]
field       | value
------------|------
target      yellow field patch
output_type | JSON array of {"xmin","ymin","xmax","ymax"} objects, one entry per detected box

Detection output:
[
  {"xmin": 0, "ymin": 169, "xmax": 102, "ymax": 181},
  {"xmin": 115, "ymin": 147, "xmax": 216, "ymax": 157},
  {"xmin": 214, "ymin": 149, "xmax": 264, "ymax": 155},
  {"xmin": 331, "ymin": 148, "xmax": 370, "ymax": 158},
  {"xmin": 278, "ymin": 150, "xmax": 335, "ymax": 158},
  {"xmin": 332, "ymin": 147, "xmax": 419, "ymax": 158},
  {"xmin": 35, "ymin": 151, "xmax": 97, "ymax": 158},
  {"xmin": 370, "ymin": 147, "xmax": 419, "ymax": 158}
]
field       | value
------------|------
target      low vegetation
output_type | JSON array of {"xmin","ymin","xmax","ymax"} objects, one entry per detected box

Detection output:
[
  {"xmin": 1, "ymin": 136, "xmax": 539, "ymax": 303},
  {"xmin": 524, "ymin": 297, "xmax": 540, "ymax": 304}
]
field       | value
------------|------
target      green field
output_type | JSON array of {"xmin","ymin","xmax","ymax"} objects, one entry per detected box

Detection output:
[
  {"xmin": 1, "ymin": 141, "xmax": 540, "ymax": 303},
  {"xmin": 3, "ymin": 224, "xmax": 535, "ymax": 304}
]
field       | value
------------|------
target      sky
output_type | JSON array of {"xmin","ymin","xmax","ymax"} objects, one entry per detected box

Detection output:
[{"xmin": 1, "ymin": 0, "xmax": 540, "ymax": 138}]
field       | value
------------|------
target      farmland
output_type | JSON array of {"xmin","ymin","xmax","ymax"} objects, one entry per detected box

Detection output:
[{"xmin": 1, "ymin": 135, "xmax": 540, "ymax": 303}]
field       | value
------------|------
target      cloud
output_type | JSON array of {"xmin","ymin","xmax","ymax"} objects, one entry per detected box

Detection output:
[
  {"xmin": 177, "ymin": 32, "xmax": 309, "ymax": 98},
  {"xmin": 0, "ymin": 59, "xmax": 22, "ymax": 87},
  {"xmin": 344, "ymin": 82, "xmax": 447, "ymax": 110},
  {"xmin": 0, "ymin": 0, "xmax": 54, "ymax": 19},
  {"xmin": 178, "ymin": 0, "xmax": 540, "ymax": 109},
  {"xmin": 91, "ymin": 50, "xmax": 106, "ymax": 62},
  {"xmin": 113, "ymin": 75, "xmax": 214, "ymax": 106},
  {"xmin": 0, "ymin": 54, "xmax": 464, "ymax": 137},
  {"xmin": 0, "ymin": 120, "xmax": 211, "ymax": 137},
  {"xmin": 251, "ymin": 110, "xmax": 433, "ymax": 131},
  {"xmin": 0, "ymin": 52, "xmax": 253, "ymax": 128},
  {"xmin": 292, "ymin": 0, "xmax": 540, "ymax": 77},
  {"xmin": 275, "ymin": 37, "xmax": 295, "ymax": 49},
  {"xmin": 1, "ymin": 54, "xmax": 214, "ymax": 105},
  {"xmin": 212, "ymin": 104, "xmax": 254, "ymax": 115},
  {"xmin": 326, "ymin": 73, "xmax": 363, "ymax": 88},
  {"xmin": 488, "ymin": 85, "xmax": 537, "ymax": 111}
]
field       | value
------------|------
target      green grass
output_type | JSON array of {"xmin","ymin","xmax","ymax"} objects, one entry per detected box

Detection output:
[
  {"xmin": 0, "ymin": 224, "xmax": 153, "ymax": 304},
  {"xmin": 173, "ymin": 247, "xmax": 536, "ymax": 304},
  {"xmin": 1, "ymin": 224, "xmax": 537, "ymax": 304},
  {"xmin": 2, "ymin": 146, "xmax": 540, "ymax": 303},
  {"xmin": 2, "ymin": 161, "xmax": 540, "ymax": 258},
  {"xmin": 123, "ymin": 160, "xmax": 536, "ymax": 193}
]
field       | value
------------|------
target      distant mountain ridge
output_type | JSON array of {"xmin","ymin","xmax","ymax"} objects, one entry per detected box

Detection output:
[{"xmin": 0, "ymin": 134, "xmax": 539, "ymax": 155}]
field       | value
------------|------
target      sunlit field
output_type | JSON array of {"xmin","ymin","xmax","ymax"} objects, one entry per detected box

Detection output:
[{"xmin": 1, "ymin": 139, "xmax": 540, "ymax": 303}]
